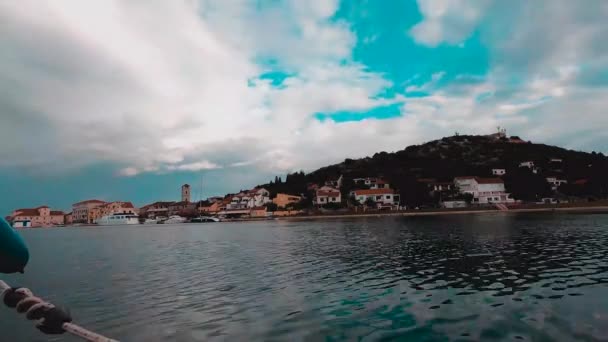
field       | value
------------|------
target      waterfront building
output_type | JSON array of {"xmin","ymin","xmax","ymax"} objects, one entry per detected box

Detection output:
[
  {"xmin": 431, "ymin": 182, "xmax": 453, "ymax": 192},
  {"xmin": 273, "ymin": 193, "xmax": 302, "ymax": 208},
  {"xmin": 315, "ymin": 186, "xmax": 341, "ymax": 206},
  {"xmin": 140, "ymin": 201, "xmax": 175, "ymax": 218},
  {"xmin": 89, "ymin": 201, "xmax": 138, "ymax": 223},
  {"xmin": 64, "ymin": 212, "xmax": 73, "ymax": 225},
  {"xmin": 226, "ymin": 193, "xmax": 250, "ymax": 210},
  {"xmin": 247, "ymin": 188, "xmax": 271, "ymax": 208},
  {"xmin": 454, "ymin": 177, "xmax": 515, "ymax": 204},
  {"xmin": 72, "ymin": 199, "xmax": 106, "ymax": 223},
  {"xmin": 199, "ymin": 201, "xmax": 222, "ymax": 214},
  {"xmin": 168, "ymin": 201, "xmax": 196, "ymax": 216},
  {"xmin": 250, "ymin": 207, "xmax": 269, "ymax": 218},
  {"xmin": 226, "ymin": 188, "xmax": 271, "ymax": 209},
  {"xmin": 350, "ymin": 188, "xmax": 400, "ymax": 209},
  {"xmin": 9, "ymin": 206, "xmax": 65, "ymax": 227}
]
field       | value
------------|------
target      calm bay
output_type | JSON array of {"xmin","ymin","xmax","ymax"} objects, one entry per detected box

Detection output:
[{"xmin": 2, "ymin": 213, "xmax": 608, "ymax": 341}]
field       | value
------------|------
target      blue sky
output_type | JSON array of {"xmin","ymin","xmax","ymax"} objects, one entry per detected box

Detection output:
[{"xmin": 1, "ymin": 0, "xmax": 608, "ymax": 214}]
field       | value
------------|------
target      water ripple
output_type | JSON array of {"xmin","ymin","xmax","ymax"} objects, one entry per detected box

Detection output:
[{"xmin": 2, "ymin": 214, "xmax": 608, "ymax": 341}]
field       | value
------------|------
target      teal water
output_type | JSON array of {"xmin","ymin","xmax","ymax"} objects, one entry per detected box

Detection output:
[{"xmin": 2, "ymin": 214, "xmax": 608, "ymax": 341}]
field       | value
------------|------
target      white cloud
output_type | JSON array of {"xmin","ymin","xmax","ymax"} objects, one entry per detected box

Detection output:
[
  {"xmin": 1, "ymin": 0, "xmax": 608, "ymax": 189},
  {"xmin": 166, "ymin": 161, "xmax": 219, "ymax": 172},
  {"xmin": 405, "ymin": 71, "xmax": 446, "ymax": 92},
  {"xmin": 0, "ymin": 0, "xmax": 394, "ymax": 176},
  {"xmin": 409, "ymin": 0, "xmax": 490, "ymax": 46}
]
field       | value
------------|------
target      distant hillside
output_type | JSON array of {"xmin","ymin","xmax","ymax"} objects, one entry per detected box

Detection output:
[{"xmin": 259, "ymin": 134, "xmax": 608, "ymax": 206}]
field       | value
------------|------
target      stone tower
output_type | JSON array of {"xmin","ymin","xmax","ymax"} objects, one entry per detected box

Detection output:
[{"xmin": 181, "ymin": 184, "xmax": 191, "ymax": 203}]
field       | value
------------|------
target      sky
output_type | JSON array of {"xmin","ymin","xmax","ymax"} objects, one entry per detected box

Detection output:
[{"xmin": 1, "ymin": 0, "xmax": 608, "ymax": 214}]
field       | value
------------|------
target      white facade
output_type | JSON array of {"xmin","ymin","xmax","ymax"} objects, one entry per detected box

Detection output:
[
  {"xmin": 247, "ymin": 188, "xmax": 271, "ymax": 208},
  {"xmin": 226, "ymin": 188, "xmax": 271, "ymax": 209},
  {"xmin": 351, "ymin": 189, "xmax": 400, "ymax": 208},
  {"xmin": 315, "ymin": 186, "xmax": 341, "ymax": 205},
  {"xmin": 519, "ymin": 161, "xmax": 539, "ymax": 174},
  {"xmin": 546, "ymin": 177, "xmax": 568, "ymax": 190},
  {"xmin": 432, "ymin": 183, "xmax": 453, "ymax": 192},
  {"xmin": 519, "ymin": 161, "xmax": 535, "ymax": 168},
  {"xmin": 492, "ymin": 169, "xmax": 506, "ymax": 176},
  {"xmin": 454, "ymin": 177, "xmax": 515, "ymax": 204},
  {"xmin": 353, "ymin": 177, "xmax": 390, "ymax": 189}
]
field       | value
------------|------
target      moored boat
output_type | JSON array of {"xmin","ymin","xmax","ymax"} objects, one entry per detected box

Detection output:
[
  {"xmin": 95, "ymin": 213, "xmax": 139, "ymax": 225},
  {"xmin": 190, "ymin": 216, "xmax": 220, "ymax": 223},
  {"xmin": 163, "ymin": 215, "xmax": 186, "ymax": 224}
]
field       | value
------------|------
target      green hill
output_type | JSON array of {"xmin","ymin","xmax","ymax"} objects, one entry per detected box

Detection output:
[{"xmin": 259, "ymin": 134, "xmax": 608, "ymax": 207}]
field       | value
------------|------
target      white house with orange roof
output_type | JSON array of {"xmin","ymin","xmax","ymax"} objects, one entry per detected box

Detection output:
[
  {"xmin": 350, "ymin": 188, "xmax": 400, "ymax": 209},
  {"xmin": 247, "ymin": 188, "xmax": 271, "ymax": 208},
  {"xmin": 315, "ymin": 186, "xmax": 341, "ymax": 206},
  {"xmin": 9, "ymin": 206, "xmax": 65, "ymax": 227},
  {"xmin": 353, "ymin": 177, "xmax": 390, "ymax": 189}
]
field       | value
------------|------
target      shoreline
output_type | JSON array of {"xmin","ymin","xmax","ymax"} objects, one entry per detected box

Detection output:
[
  {"xmin": 15, "ymin": 205, "xmax": 608, "ymax": 228},
  {"xmin": 277, "ymin": 205, "xmax": 608, "ymax": 221}
]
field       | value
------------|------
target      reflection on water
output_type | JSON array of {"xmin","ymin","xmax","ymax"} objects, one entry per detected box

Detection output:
[{"xmin": 3, "ymin": 213, "xmax": 608, "ymax": 341}]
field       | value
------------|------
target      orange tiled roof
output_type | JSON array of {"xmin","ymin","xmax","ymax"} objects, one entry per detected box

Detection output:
[
  {"xmin": 73, "ymin": 199, "xmax": 106, "ymax": 206},
  {"xmin": 354, "ymin": 188, "xmax": 394, "ymax": 195},
  {"xmin": 317, "ymin": 191, "xmax": 340, "ymax": 197},
  {"xmin": 13, "ymin": 209, "xmax": 40, "ymax": 217},
  {"xmin": 50, "ymin": 211, "xmax": 65, "ymax": 216}
]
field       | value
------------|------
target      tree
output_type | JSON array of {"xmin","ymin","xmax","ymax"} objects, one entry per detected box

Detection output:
[
  {"xmin": 348, "ymin": 194, "xmax": 361, "ymax": 207},
  {"xmin": 322, "ymin": 202, "xmax": 344, "ymax": 210},
  {"xmin": 264, "ymin": 202, "xmax": 278, "ymax": 211},
  {"xmin": 463, "ymin": 193, "xmax": 474, "ymax": 204},
  {"xmin": 364, "ymin": 197, "xmax": 376, "ymax": 208},
  {"xmin": 503, "ymin": 168, "xmax": 552, "ymax": 201}
]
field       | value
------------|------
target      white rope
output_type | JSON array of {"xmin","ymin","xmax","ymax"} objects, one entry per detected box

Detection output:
[{"xmin": 0, "ymin": 280, "xmax": 118, "ymax": 342}]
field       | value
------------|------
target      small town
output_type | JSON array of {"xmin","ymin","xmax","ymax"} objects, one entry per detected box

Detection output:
[
  {"xmin": 6, "ymin": 132, "xmax": 605, "ymax": 228},
  {"xmin": 3, "ymin": 3, "xmax": 608, "ymax": 341}
]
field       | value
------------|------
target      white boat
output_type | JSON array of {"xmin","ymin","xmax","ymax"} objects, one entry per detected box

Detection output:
[
  {"xmin": 190, "ymin": 216, "xmax": 220, "ymax": 223},
  {"xmin": 143, "ymin": 218, "xmax": 157, "ymax": 225},
  {"xmin": 163, "ymin": 215, "xmax": 186, "ymax": 224},
  {"xmin": 95, "ymin": 213, "xmax": 139, "ymax": 225}
]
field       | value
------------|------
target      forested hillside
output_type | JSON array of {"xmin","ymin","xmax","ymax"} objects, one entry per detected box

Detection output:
[{"xmin": 258, "ymin": 135, "xmax": 608, "ymax": 207}]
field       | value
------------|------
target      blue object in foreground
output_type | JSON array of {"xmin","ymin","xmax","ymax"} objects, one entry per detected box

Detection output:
[{"xmin": 0, "ymin": 217, "xmax": 29, "ymax": 273}]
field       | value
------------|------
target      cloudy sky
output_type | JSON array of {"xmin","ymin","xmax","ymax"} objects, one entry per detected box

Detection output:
[{"xmin": 1, "ymin": 0, "xmax": 607, "ymax": 213}]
